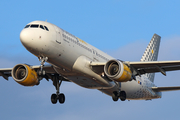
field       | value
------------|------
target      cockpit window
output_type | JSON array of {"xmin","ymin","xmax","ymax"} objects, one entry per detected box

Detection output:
[
  {"xmin": 40, "ymin": 25, "xmax": 44, "ymax": 30},
  {"xmin": 44, "ymin": 26, "xmax": 49, "ymax": 31},
  {"xmin": 24, "ymin": 24, "xmax": 49, "ymax": 31},
  {"xmin": 24, "ymin": 25, "xmax": 30, "ymax": 28},
  {"xmin": 30, "ymin": 24, "xmax": 39, "ymax": 28}
]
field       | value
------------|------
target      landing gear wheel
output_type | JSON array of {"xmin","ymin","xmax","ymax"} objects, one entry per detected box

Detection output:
[
  {"xmin": 120, "ymin": 91, "xmax": 126, "ymax": 101},
  {"xmin": 112, "ymin": 91, "xmax": 119, "ymax": 101},
  {"xmin": 51, "ymin": 94, "xmax": 57, "ymax": 104},
  {"xmin": 59, "ymin": 93, "xmax": 65, "ymax": 104}
]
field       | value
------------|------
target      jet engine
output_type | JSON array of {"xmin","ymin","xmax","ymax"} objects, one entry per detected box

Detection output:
[
  {"xmin": 104, "ymin": 60, "xmax": 132, "ymax": 82},
  {"xmin": 11, "ymin": 64, "xmax": 39, "ymax": 86}
]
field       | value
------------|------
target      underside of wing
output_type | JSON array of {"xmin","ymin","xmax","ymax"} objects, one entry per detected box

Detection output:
[
  {"xmin": 128, "ymin": 60, "xmax": 180, "ymax": 76},
  {"xmin": 0, "ymin": 64, "xmax": 70, "ymax": 82},
  {"xmin": 90, "ymin": 62, "xmax": 106, "ymax": 75},
  {"xmin": 152, "ymin": 86, "xmax": 180, "ymax": 92},
  {"xmin": 90, "ymin": 60, "xmax": 180, "ymax": 77},
  {"xmin": 0, "ymin": 68, "xmax": 12, "ymax": 80}
]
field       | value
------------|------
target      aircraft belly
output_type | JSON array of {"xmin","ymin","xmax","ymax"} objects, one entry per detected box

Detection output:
[
  {"xmin": 98, "ymin": 87, "xmax": 119, "ymax": 96},
  {"xmin": 67, "ymin": 76, "xmax": 103, "ymax": 89}
]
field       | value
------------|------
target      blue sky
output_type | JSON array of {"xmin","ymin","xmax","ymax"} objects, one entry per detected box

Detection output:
[{"xmin": 1, "ymin": 0, "xmax": 180, "ymax": 120}]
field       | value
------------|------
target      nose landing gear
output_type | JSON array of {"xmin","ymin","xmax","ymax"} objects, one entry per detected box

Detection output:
[{"xmin": 38, "ymin": 56, "xmax": 48, "ymax": 74}]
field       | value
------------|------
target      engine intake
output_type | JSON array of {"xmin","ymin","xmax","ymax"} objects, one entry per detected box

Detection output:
[
  {"xmin": 104, "ymin": 60, "xmax": 132, "ymax": 82},
  {"xmin": 11, "ymin": 64, "xmax": 39, "ymax": 86}
]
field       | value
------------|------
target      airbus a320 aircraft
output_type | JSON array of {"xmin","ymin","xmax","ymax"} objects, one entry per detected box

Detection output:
[{"xmin": 1, "ymin": 21, "xmax": 180, "ymax": 104}]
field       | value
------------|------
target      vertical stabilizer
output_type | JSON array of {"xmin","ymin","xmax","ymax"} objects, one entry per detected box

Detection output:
[{"xmin": 141, "ymin": 34, "xmax": 161, "ymax": 82}]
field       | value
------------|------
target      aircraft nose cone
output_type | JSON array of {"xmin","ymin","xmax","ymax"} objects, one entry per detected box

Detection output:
[
  {"xmin": 20, "ymin": 29, "xmax": 30, "ymax": 46},
  {"xmin": 20, "ymin": 29, "xmax": 34, "ymax": 48}
]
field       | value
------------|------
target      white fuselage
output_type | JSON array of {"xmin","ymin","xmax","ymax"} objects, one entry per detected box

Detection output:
[{"xmin": 20, "ymin": 21, "xmax": 162, "ymax": 100}]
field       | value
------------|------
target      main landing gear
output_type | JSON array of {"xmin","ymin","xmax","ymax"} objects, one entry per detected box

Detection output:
[
  {"xmin": 112, "ymin": 91, "xmax": 126, "ymax": 102},
  {"xmin": 51, "ymin": 74, "xmax": 65, "ymax": 104}
]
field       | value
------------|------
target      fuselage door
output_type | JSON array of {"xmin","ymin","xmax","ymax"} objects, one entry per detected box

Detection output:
[
  {"xmin": 92, "ymin": 49, "xmax": 99, "ymax": 61},
  {"xmin": 54, "ymin": 26, "xmax": 62, "ymax": 44}
]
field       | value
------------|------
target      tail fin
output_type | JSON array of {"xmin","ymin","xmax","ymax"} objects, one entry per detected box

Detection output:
[{"xmin": 140, "ymin": 34, "xmax": 161, "ymax": 82}]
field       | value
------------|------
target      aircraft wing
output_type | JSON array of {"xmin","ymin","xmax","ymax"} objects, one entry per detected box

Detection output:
[
  {"xmin": 0, "ymin": 68, "xmax": 12, "ymax": 80},
  {"xmin": 152, "ymin": 86, "xmax": 180, "ymax": 92},
  {"xmin": 0, "ymin": 64, "xmax": 69, "ymax": 81},
  {"xmin": 128, "ymin": 60, "xmax": 180, "ymax": 76},
  {"xmin": 90, "ymin": 60, "xmax": 180, "ymax": 76}
]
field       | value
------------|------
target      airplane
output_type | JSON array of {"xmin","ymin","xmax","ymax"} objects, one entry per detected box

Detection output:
[{"xmin": 1, "ymin": 20, "xmax": 180, "ymax": 104}]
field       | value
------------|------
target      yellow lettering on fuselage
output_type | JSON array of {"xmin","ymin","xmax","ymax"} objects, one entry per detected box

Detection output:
[{"xmin": 77, "ymin": 38, "xmax": 87, "ymax": 45}]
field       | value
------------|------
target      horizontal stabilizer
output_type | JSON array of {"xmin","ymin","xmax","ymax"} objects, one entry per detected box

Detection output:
[{"xmin": 152, "ymin": 86, "xmax": 180, "ymax": 92}]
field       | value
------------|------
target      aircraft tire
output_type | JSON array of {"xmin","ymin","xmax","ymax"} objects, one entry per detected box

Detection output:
[
  {"xmin": 59, "ymin": 93, "xmax": 65, "ymax": 104},
  {"xmin": 112, "ymin": 91, "xmax": 119, "ymax": 101},
  {"xmin": 120, "ymin": 91, "xmax": 126, "ymax": 101},
  {"xmin": 51, "ymin": 94, "xmax": 57, "ymax": 104}
]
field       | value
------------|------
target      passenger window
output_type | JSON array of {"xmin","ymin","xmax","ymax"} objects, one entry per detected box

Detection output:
[
  {"xmin": 31, "ymin": 24, "xmax": 39, "ymax": 28},
  {"xmin": 40, "ymin": 25, "xmax": 45, "ymax": 30},
  {"xmin": 44, "ymin": 26, "xmax": 49, "ymax": 31},
  {"xmin": 24, "ymin": 25, "xmax": 30, "ymax": 28}
]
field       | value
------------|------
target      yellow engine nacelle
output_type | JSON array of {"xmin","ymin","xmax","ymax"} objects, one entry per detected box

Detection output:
[
  {"xmin": 11, "ymin": 64, "xmax": 39, "ymax": 86},
  {"xmin": 104, "ymin": 60, "xmax": 132, "ymax": 82}
]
